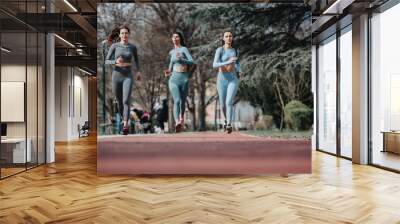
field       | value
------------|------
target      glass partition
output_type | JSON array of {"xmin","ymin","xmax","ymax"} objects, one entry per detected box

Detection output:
[
  {"xmin": 339, "ymin": 26, "xmax": 352, "ymax": 158},
  {"xmin": 370, "ymin": 3, "xmax": 400, "ymax": 171},
  {"xmin": 1, "ymin": 30, "xmax": 28, "ymax": 178},
  {"xmin": 317, "ymin": 35, "xmax": 337, "ymax": 154},
  {"xmin": 0, "ymin": 1, "xmax": 46, "ymax": 179}
]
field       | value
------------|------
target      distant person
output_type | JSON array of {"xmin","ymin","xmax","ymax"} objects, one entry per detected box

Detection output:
[
  {"xmin": 130, "ymin": 108, "xmax": 140, "ymax": 122},
  {"xmin": 213, "ymin": 31, "xmax": 242, "ymax": 134},
  {"xmin": 105, "ymin": 25, "xmax": 142, "ymax": 135},
  {"xmin": 164, "ymin": 31, "xmax": 195, "ymax": 133},
  {"xmin": 140, "ymin": 111, "xmax": 151, "ymax": 133},
  {"xmin": 106, "ymin": 27, "xmax": 120, "ymax": 46},
  {"xmin": 141, "ymin": 111, "xmax": 150, "ymax": 123},
  {"xmin": 130, "ymin": 108, "xmax": 143, "ymax": 134},
  {"xmin": 156, "ymin": 98, "xmax": 168, "ymax": 132},
  {"xmin": 129, "ymin": 107, "xmax": 140, "ymax": 134},
  {"xmin": 133, "ymin": 108, "xmax": 143, "ymax": 120}
]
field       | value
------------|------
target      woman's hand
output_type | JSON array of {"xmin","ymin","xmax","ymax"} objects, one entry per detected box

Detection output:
[
  {"xmin": 116, "ymin": 57, "xmax": 124, "ymax": 65},
  {"xmin": 164, "ymin": 69, "xmax": 172, "ymax": 77},
  {"xmin": 115, "ymin": 56, "xmax": 131, "ymax": 67},
  {"xmin": 117, "ymin": 63, "xmax": 132, "ymax": 67},
  {"xmin": 228, "ymin": 57, "xmax": 238, "ymax": 64},
  {"xmin": 176, "ymin": 52, "xmax": 182, "ymax": 59}
]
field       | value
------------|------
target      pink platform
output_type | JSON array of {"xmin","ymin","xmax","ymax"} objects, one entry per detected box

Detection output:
[{"xmin": 97, "ymin": 132, "xmax": 311, "ymax": 174}]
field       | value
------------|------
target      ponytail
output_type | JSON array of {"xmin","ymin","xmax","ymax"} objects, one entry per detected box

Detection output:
[{"xmin": 107, "ymin": 27, "xmax": 121, "ymax": 43}]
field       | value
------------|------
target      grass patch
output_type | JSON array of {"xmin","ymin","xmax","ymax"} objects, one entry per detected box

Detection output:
[{"xmin": 242, "ymin": 129, "xmax": 312, "ymax": 140}]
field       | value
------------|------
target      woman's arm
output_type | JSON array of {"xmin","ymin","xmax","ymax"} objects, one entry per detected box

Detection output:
[
  {"xmin": 105, "ymin": 44, "xmax": 116, "ymax": 65},
  {"xmin": 131, "ymin": 45, "xmax": 139, "ymax": 72},
  {"xmin": 179, "ymin": 47, "xmax": 194, "ymax": 65},
  {"xmin": 235, "ymin": 50, "xmax": 241, "ymax": 73},
  {"xmin": 168, "ymin": 50, "xmax": 174, "ymax": 71},
  {"xmin": 213, "ymin": 47, "xmax": 233, "ymax": 68}
]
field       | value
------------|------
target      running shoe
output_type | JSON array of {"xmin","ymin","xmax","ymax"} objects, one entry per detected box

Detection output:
[
  {"xmin": 175, "ymin": 123, "xmax": 182, "ymax": 133},
  {"xmin": 122, "ymin": 127, "xmax": 129, "ymax": 135},
  {"xmin": 226, "ymin": 124, "xmax": 232, "ymax": 134}
]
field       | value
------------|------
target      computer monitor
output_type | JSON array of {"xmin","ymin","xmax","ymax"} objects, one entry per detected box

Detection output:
[{"xmin": 1, "ymin": 123, "xmax": 7, "ymax": 138}]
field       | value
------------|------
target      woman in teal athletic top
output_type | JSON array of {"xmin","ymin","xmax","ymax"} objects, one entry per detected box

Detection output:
[
  {"xmin": 164, "ymin": 32, "xmax": 194, "ymax": 133},
  {"xmin": 105, "ymin": 26, "xmax": 142, "ymax": 135},
  {"xmin": 213, "ymin": 31, "xmax": 242, "ymax": 134}
]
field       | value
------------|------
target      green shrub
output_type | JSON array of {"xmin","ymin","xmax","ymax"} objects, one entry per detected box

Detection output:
[
  {"xmin": 254, "ymin": 114, "xmax": 273, "ymax": 130},
  {"xmin": 284, "ymin": 100, "xmax": 313, "ymax": 131},
  {"xmin": 263, "ymin": 115, "xmax": 274, "ymax": 129},
  {"xmin": 255, "ymin": 121, "xmax": 266, "ymax": 130}
]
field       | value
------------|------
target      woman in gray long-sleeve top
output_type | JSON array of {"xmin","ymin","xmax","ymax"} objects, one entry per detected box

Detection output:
[{"xmin": 105, "ymin": 25, "xmax": 141, "ymax": 135}]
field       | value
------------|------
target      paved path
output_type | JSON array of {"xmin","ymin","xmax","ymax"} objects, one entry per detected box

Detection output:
[{"xmin": 98, "ymin": 132, "xmax": 311, "ymax": 174}]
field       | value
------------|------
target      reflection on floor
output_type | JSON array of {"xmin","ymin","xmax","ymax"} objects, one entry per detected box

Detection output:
[
  {"xmin": 0, "ymin": 163, "xmax": 41, "ymax": 178},
  {"xmin": 0, "ymin": 167, "xmax": 25, "ymax": 178},
  {"xmin": 373, "ymin": 150, "xmax": 400, "ymax": 170}
]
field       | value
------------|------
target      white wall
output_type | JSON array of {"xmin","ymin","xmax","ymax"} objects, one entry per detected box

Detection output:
[
  {"xmin": 1, "ymin": 66, "xmax": 26, "ymax": 136},
  {"xmin": 1, "ymin": 63, "xmax": 46, "ymax": 164},
  {"xmin": 1, "ymin": 65, "xmax": 40, "ymax": 137},
  {"xmin": 54, "ymin": 67, "xmax": 89, "ymax": 141},
  {"xmin": 72, "ymin": 71, "xmax": 89, "ymax": 138},
  {"xmin": 55, "ymin": 66, "xmax": 68, "ymax": 141}
]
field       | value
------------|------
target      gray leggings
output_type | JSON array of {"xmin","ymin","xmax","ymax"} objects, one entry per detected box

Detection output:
[{"xmin": 112, "ymin": 72, "xmax": 133, "ymax": 122}]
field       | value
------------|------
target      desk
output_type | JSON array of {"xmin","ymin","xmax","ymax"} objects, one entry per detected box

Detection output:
[
  {"xmin": 381, "ymin": 131, "xmax": 400, "ymax": 154},
  {"xmin": 1, "ymin": 138, "xmax": 31, "ymax": 163}
]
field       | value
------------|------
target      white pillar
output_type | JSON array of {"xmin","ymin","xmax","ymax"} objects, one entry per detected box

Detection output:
[
  {"xmin": 46, "ymin": 33, "xmax": 55, "ymax": 163},
  {"xmin": 352, "ymin": 14, "xmax": 369, "ymax": 164}
]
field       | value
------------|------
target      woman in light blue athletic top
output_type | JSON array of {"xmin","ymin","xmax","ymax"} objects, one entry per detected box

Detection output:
[
  {"xmin": 213, "ymin": 31, "xmax": 241, "ymax": 134},
  {"xmin": 164, "ymin": 32, "xmax": 194, "ymax": 133},
  {"xmin": 105, "ymin": 25, "xmax": 141, "ymax": 135}
]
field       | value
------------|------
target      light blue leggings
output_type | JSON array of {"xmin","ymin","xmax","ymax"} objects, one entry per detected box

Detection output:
[
  {"xmin": 217, "ymin": 72, "xmax": 239, "ymax": 125},
  {"xmin": 169, "ymin": 72, "xmax": 189, "ymax": 123}
]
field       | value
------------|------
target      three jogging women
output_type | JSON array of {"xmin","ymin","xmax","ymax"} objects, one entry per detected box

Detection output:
[{"xmin": 106, "ymin": 27, "xmax": 241, "ymax": 134}]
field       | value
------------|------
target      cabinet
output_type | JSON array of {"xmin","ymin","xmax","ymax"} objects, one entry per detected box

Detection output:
[
  {"xmin": 1, "ymin": 138, "xmax": 32, "ymax": 165},
  {"xmin": 382, "ymin": 131, "xmax": 400, "ymax": 154}
]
